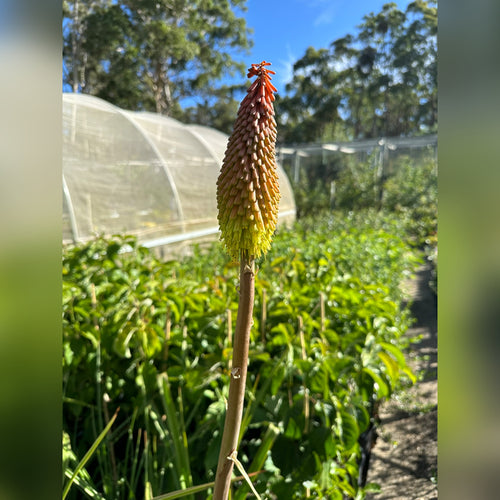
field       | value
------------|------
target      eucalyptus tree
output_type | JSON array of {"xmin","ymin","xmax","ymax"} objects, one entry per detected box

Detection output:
[
  {"xmin": 63, "ymin": 0, "xmax": 252, "ymax": 115},
  {"xmin": 179, "ymin": 83, "xmax": 246, "ymax": 134},
  {"xmin": 277, "ymin": 1, "xmax": 437, "ymax": 143}
]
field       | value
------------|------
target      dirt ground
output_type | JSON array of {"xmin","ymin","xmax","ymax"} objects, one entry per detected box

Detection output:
[{"xmin": 366, "ymin": 263, "xmax": 438, "ymax": 500}]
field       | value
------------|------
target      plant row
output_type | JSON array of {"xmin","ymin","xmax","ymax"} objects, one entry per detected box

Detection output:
[{"xmin": 63, "ymin": 210, "xmax": 422, "ymax": 499}]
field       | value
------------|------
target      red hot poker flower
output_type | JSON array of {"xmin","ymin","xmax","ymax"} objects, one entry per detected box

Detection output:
[{"xmin": 216, "ymin": 61, "xmax": 281, "ymax": 260}]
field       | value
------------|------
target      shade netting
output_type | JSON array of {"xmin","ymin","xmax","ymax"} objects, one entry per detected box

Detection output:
[{"xmin": 63, "ymin": 93, "xmax": 295, "ymax": 254}]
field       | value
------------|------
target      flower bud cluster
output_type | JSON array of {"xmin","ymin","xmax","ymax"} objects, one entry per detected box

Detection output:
[{"xmin": 217, "ymin": 61, "xmax": 281, "ymax": 260}]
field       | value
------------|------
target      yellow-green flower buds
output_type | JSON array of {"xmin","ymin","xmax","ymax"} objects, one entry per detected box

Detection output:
[{"xmin": 217, "ymin": 61, "xmax": 281, "ymax": 260}]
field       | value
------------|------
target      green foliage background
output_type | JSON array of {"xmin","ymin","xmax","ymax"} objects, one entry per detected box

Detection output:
[
  {"xmin": 63, "ymin": 210, "xmax": 424, "ymax": 499},
  {"xmin": 286, "ymin": 151, "xmax": 437, "ymax": 240}
]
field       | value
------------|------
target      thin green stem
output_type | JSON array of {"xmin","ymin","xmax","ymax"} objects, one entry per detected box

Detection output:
[
  {"xmin": 62, "ymin": 408, "xmax": 119, "ymax": 500},
  {"xmin": 213, "ymin": 253, "xmax": 255, "ymax": 500}
]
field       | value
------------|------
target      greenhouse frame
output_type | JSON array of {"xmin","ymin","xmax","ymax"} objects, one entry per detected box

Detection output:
[{"xmin": 63, "ymin": 93, "xmax": 296, "ymax": 256}]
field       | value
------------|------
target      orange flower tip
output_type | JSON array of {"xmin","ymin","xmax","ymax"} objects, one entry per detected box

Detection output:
[{"xmin": 247, "ymin": 61, "xmax": 277, "ymax": 83}]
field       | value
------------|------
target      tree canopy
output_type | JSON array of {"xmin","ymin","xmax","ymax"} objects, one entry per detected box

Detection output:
[
  {"xmin": 63, "ymin": 0, "xmax": 252, "ymax": 118},
  {"xmin": 276, "ymin": 1, "xmax": 437, "ymax": 143},
  {"xmin": 63, "ymin": 1, "xmax": 437, "ymax": 140}
]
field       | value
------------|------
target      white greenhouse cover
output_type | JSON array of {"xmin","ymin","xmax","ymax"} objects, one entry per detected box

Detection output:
[{"xmin": 63, "ymin": 93, "xmax": 296, "ymax": 252}]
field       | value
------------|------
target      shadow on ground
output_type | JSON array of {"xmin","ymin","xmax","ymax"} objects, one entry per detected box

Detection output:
[{"xmin": 366, "ymin": 264, "xmax": 437, "ymax": 500}]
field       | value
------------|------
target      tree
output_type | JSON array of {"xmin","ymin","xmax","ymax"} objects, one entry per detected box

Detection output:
[
  {"xmin": 177, "ymin": 83, "xmax": 245, "ymax": 134},
  {"xmin": 276, "ymin": 1, "xmax": 437, "ymax": 143},
  {"xmin": 276, "ymin": 47, "xmax": 343, "ymax": 144},
  {"xmin": 63, "ymin": 0, "xmax": 252, "ymax": 115}
]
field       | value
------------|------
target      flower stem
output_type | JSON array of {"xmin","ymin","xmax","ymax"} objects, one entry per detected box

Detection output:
[{"xmin": 213, "ymin": 252, "xmax": 255, "ymax": 500}]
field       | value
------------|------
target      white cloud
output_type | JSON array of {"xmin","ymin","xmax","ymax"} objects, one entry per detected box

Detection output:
[
  {"xmin": 295, "ymin": 0, "xmax": 342, "ymax": 27},
  {"xmin": 313, "ymin": 2, "xmax": 339, "ymax": 26},
  {"xmin": 276, "ymin": 44, "xmax": 296, "ymax": 92}
]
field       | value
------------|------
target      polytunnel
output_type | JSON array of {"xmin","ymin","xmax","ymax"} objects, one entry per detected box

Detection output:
[{"xmin": 63, "ymin": 93, "xmax": 296, "ymax": 256}]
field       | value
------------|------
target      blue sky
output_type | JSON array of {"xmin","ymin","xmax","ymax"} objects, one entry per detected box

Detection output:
[
  {"xmin": 240, "ymin": 0, "xmax": 413, "ymax": 95},
  {"xmin": 62, "ymin": 0, "xmax": 414, "ymax": 100}
]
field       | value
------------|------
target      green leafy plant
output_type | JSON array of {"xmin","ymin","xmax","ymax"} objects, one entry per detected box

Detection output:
[
  {"xmin": 382, "ymin": 156, "xmax": 437, "ymax": 248},
  {"xmin": 63, "ymin": 210, "xmax": 421, "ymax": 499}
]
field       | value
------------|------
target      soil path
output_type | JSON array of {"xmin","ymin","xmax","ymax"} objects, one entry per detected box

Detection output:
[{"xmin": 366, "ymin": 263, "xmax": 437, "ymax": 500}]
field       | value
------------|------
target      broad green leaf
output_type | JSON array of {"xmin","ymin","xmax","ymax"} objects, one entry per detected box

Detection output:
[
  {"xmin": 362, "ymin": 367, "xmax": 389, "ymax": 398},
  {"xmin": 339, "ymin": 411, "xmax": 359, "ymax": 450},
  {"xmin": 318, "ymin": 257, "xmax": 328, "ymax": 267},
  {"xmin": 378, "ymin": 351, "xmax": 399, "ymax": 384},
  {"xmin": 268, "ymin": 323, "xmax": 292, "ymax": 347},
  {"xmin": 379, "ymin": 341, "xmax": 405, "ymax": 364},
  {"xmin": 73, "ymin": 306, "xmax": 90, "ymax": 318},
  {"xmin": 271, "ymin": 362, "xmax": 286, "ymax": 396},
  {"xmin": 268, "ymin": 303, "xmax": 294, "ymax": 319},
  {"xmin": 270, "ymin": 255, "xmax": 288, "ymax": 268},
  {"xmin": 284, "ymin": 417, "xmax": 301, "ymax": 439},
  {"xmin": 353, "ymin": 402, "xmax": 371, "ymax": 434}
]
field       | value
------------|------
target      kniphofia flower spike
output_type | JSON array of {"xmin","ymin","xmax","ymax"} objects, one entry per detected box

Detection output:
[{"xmin": 217, "ymin": 61, "xmax": 281, "ymax": 261}]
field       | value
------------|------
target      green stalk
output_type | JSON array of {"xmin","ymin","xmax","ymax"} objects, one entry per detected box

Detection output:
[
  {"xmin": 233, "ymin": 423, "xmax": 280, "ymax": 500},
  {"xmin": 158, "ymin": 373, "xmax": 194, "ymax": 498},
  {"xmin": 151, "ymin": 471, "xmax": 263, "ymax": 500},
  {"xmin": 62, "ymin": 408, "xmax": 119, "ymax": 500},
  {"xmin": 213, "ymin": 254, "xmax": 255, "ymax": 500}
]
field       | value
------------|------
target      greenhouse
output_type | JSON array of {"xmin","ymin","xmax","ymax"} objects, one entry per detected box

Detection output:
[{"xmin": 63, "ymin": 93, "xmax": 296, "ymax": 255}]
